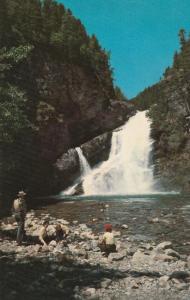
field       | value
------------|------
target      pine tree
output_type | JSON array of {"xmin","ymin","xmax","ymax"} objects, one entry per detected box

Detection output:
[{"xmin": 178, "ymin": 29, "xmax": 186, "ymax": 49}]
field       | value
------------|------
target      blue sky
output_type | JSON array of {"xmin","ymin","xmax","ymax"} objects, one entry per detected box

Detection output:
[{"xmin": 59, "ymin": 0, "xmax": 190, "ymax": 98}]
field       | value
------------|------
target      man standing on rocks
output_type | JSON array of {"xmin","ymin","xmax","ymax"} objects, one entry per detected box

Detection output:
[{"xmin": 12, "ymin": 191, "xmax": 27, "ymax": 245}]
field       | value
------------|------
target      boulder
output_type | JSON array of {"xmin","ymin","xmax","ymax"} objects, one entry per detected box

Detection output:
[
  {"xmin": 100, "ymin": 278, "xmax": 112, "ymax": 289},
  {"xmin": 147, "ymin": 217, "xmax": 159, "ymax": 224},
  {"xmin": 79, "ymin": 224, "xmax": 89, "ymax": 231},
  {"xmin": 155, "ymin": 241, "xmax": 172, "ymax": 250},
  {"xmin": 73, "ymin": 220, "xmax": 78, "ymax": 225},
  {"xmin": 49, "ymin": 240, "xmax": 57, "ymax": 247},
  {"xmin": 121, "ymin": 224, "xmax": 128, "ymax": 229},
  {"xmin": 83, "ymin": 287, "xmax": 96, "ymax": 297},
  {"xmin": 170, "ymin": 271, "xmax": 190, "ymax": 280},
  {"xmin": 159, "ymin": 276, "xmax": 170, "ymax": 288},
  {"xmin": 131, "ymin": 250, "xmax": 151, "ymax": 266},
  {"xmin": 108, "ymin": 252, "xmax": 126, "ymax": 262},
  {"xmin": 56, "ymin": 219, "xmax": 70, "ymax": 225},
  {"xmin": 165, "ymin": 249, "xmax": 180, "ymax": 259},
  {"xmin": 152, "ymin": 253, "xmax": 176, "ymax": 262}
]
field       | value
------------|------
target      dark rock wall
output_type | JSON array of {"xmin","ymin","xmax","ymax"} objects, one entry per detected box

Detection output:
[
  {"xmin": 54, "ymin": 131, "xmax": 112, "ymax": 191},
  {"xmin": 150, "ymin": 78, "xmax": 190, "ymax": 192},
  {"xmin": 14, "ymin": 49, "xmax": 134, "ymax": 196},
  {"xmin": 17, "ymin": 50, "xmax": 132, "ymax": 163}
]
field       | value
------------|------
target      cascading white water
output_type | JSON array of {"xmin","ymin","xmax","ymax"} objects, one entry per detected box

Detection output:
[
  {"xmin": 76, "ymin": 147, "xmax": 91, "ymax": 177},
  {"xmin": 82, "ymin": 111, "xmax": 156, "ymax": 195},
  {"xmin": 63, "ymin": 147, "xmax": 91, "ymax": 195}
]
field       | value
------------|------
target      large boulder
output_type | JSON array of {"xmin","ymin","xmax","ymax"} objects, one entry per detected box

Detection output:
[{"xmin": 54, "ymin": 131, "xmax": 112, "ymax": 190}]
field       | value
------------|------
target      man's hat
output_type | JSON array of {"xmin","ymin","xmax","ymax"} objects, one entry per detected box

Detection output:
[{"xmin": 18, "ymin": 190, "xmax": 26, "ymax": 197}]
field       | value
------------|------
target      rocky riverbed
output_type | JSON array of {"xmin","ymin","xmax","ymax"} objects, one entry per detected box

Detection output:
[{"xmin": 1, "ymin": 208, "xmax": 190, "ymax": 300}]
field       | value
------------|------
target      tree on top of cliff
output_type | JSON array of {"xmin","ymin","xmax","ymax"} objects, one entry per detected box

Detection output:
[
  {"xmin": 114, "ymin": 86, "xmax": 128, "ymax": 101},
  {"xmin": 132, "ymin": 28, "xmax": 190, "ymax": 110},
  {"xmin": 0, "ymin": 0, "xmax": 120, "ymax": 203},
  {"xmin": 178, "ymin": 29, "xmax": 187, "ymax": 49},
  {"xmin": 0, "ymin": 0, "xmax": 114, "ymax": 93}
]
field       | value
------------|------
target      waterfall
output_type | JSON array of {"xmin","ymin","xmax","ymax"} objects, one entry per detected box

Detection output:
[
  {"xmin": 75, "ymin": 147, "xmax": 91, "ymax": 177},
  {"xmin": 63, "ymin": 147, "xmax": 91, "ymax": 195},
  {"xmin": 82, "ymin": 111, "xmax": 156, "ymax": 195}
]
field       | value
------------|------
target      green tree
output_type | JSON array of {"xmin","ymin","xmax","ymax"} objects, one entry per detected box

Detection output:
[
  {"xmin": 114, "ymin": 86, "xmax": 127, "ymax": 101},
  {"xmin": 179, "ymin": 29, "xmax": 186, "ymax": 49}
]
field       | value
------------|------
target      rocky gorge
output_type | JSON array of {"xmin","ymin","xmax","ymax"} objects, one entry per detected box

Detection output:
[
  {"xmin": 1, "ymin": 207, "xmax": 190, "ymax": 300},
  {"xmin": 132, "ymin": 31, "xmax": 190, "ymax": 193},
  {"xmin": 0, "ymin": 0, "xmax": 135, "ymax": 212}
]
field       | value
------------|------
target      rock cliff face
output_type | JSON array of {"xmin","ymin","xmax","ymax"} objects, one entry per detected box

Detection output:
[
  {"xmin": 150, "ymin": 77, "xmax": 190, "ymax": 192},
  {"xmin": 0, "ymin": 0, "xmax": 135, "ymax": 212},
  {"xmin": 14, "ymin": 49, "xmax": 134, "ymax": 196},
  {"xmin": 54, "ymin": 131, "xmax": 112, "ymax": 191},
  {"xmin": 132, "ymin": 36, "xmax": 190, "ymax": 192}
]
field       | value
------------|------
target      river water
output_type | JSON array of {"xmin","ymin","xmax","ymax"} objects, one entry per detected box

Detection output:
[
  {"xmin": 34, "ymin": 112, "xmax": 190, "ymax": 253},
  {"xmin": 35, "ymin": 193, "xmax": 190, "ymax": 254}
]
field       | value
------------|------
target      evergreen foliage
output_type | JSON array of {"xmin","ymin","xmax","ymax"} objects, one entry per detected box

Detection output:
[
  {"xmin": 0, "ymin": 0, "xmax": 118, "ymax": 203},
  {"xmin": 132, "ymin": 28, "xmax": 190, "ymax": 112},
  {"xmin": 114, "ymin": 86, "xmax": 128, "ymax": 101},
  {"xmin": 132, "ymin": 28, "xmax": 190, "ymax": 169}
]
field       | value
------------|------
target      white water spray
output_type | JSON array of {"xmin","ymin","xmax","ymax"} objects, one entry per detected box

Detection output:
[
  {"xmin": 82, "ymin": 111, "xmax": 156, "ymax": 195},
  {"xmin": 76, "ymin": 147, "xmax": 91, "ymax": 177},
  {"xmin": 63, "ymin": 147, "xmax": 91, "ymax": 195}
]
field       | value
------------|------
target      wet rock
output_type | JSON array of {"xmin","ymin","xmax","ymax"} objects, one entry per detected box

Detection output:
[
  {"xmin": 170, "ymin": 271, "xmax": 190, "ymax": 280},
  {"xmin": 143, "ymin": 243, "xmax": 154, "ymax": 251},
  {"xmin": 121, "ymin": 224, "xmax": 128, "ymax": 229},
  {"xmin": 147, "ymin": 217, "xmax": 159, "ymax": 223},
  {"xmin": 93, "ymin": 247, "xmax": 100, "ymax": 252},
  {"xmin": 159, "ymin": 276, "xmax": 170, "ymax": 289},
  {"xmin": 80, "ymin": 231, "xmax": 96, "ymax": 240},
  {"xmin": 108, "ymin": 252, "xmax": 126, "ymax": 262},
  {"xmin": 131, "ymin": 250, "xmax": 150, "ymax": 266},
  {"xmin": 113, "ymin": 231, "xmax": 121, "ymax": 237},
  {"xmin": 55, "ymin": 251, "xmax": 74, "ymax": 263},
  {"xmin": 56, "ymin": 219, "xmax": 70, "ymax": 225},
  {"xmin": 82, "ymin": 287, "xmax": 96, "ymax": 297},
  {"xmin": 131, "ymin": 282, "xmax": 139, "ymax": 289},
  {"xmin": 27, "ymin": 245, "xmax": 41, "ymax": 254},
  {"xmin": 152, "ymin": 253, "xmax": 176, "ymax": 262},
  {"xmin": 92, "ymin": 218, "xmax": 98, "ymax": 222},
  {"xmin": 100, "ymin": 278, "xmax": 112, "ymax": 288},
  {"xmin": 79, "ymin": 224, "xmax": 89, "ymax": 231},
  {"xmin": 1, "ymin": 210, "xmax": 190, "ymax": 300},
  {"xmin": 41, "ymin": 245, "xmax": 49, "ymax": 252},
  {"xmin": 155, "ymin": 241, "xmax": 172, "ymax": 250},
  {"xmin": 73, "ymin": 220, "xmax": 78, "ymax": 225},
  {"xmin": 176, "ymin": 283, "xmax": 189, "ymax": 290},
  {"xmin": 187, "ymin": 256, "xmax": 190, "ymax": 268},
  {"xmin": 91, "ymin": 240, "xmax": 99, "ymax": 249},
  {"xmin": 165, "ymin": 249, "xmax": 180, "ymax": 259},
  {"xmin": 49, "ymin": 240, "xmax": 57, "ymax": 247}
]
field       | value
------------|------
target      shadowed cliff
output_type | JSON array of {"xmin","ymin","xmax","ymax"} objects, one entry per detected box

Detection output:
[{"xmin": 132, "ymin": 29, "xmax": 190, "ymax": 192}]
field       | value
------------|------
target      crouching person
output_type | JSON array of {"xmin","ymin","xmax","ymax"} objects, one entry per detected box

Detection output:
[
  {"xmin": 55, "ymin": 223, "xmax": 69, "ymax": 243},
  {"xmin": 39, "ymin": 220, "xmax": 50, "ymax": 246},
  {"xmin": 99, "ymin": 224, "xmax": 117, "ymax": 257}
]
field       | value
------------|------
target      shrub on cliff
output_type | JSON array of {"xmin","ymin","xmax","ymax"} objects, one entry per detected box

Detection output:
[
  {"xmin": 132, "ymin": 28, "xmax": 190, "ymax": 111},
  {"xmin": 0, "ymin": 0, "xmax": 114, "ymax": 91},
  {"xmin": 0, "ymin": 0, "xmax": 120, "ymax": 204}
]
